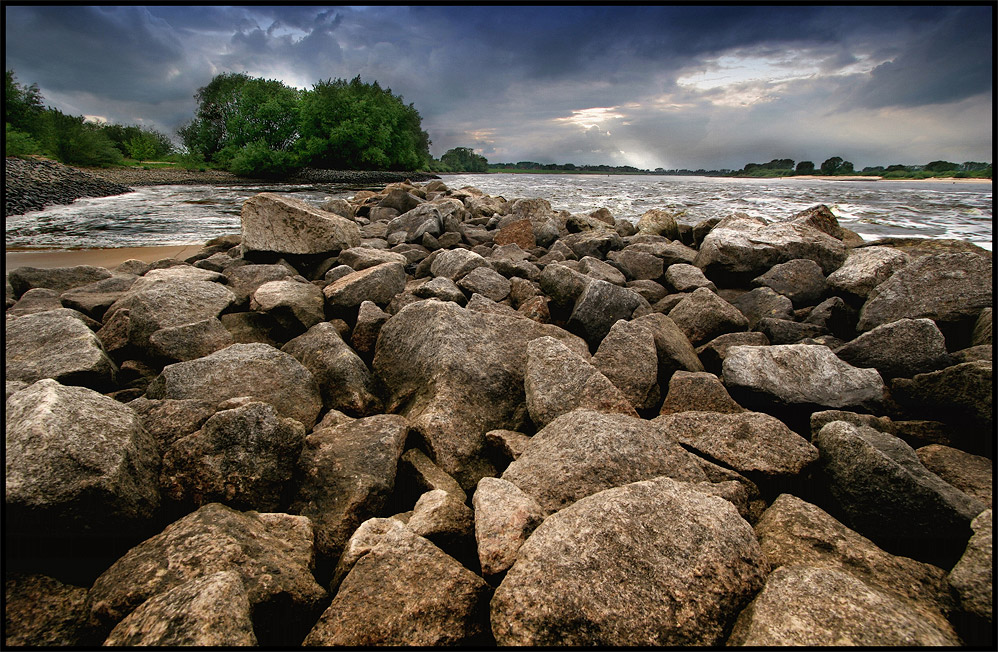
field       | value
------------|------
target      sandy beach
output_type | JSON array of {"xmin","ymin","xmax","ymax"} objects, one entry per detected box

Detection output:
[
  {"xmin": 5, "ymin": 245, "xmax": 203, "ymax": 270},
  {"xmin": 786, "ymin": 175, "xmax": 991, "ymax": 184}
]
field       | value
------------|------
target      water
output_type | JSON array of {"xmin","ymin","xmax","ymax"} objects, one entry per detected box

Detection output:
[{"xmin": 5, "ymin": 174, "xmax": 992, "ymax": 251}]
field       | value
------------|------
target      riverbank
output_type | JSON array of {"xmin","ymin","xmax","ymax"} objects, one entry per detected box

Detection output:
[
  {"xmin": 5, "ymin": 246, "xmax": 203, "ymax": 270},
  {"xmin": 79, "ymin": 164, "xmax": 439, "ymax": 188}
]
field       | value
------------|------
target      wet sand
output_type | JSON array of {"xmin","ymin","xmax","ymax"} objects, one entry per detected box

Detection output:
[{"xmin": 5, "ymin": 245, "xmax": 203, "ymax": 271}]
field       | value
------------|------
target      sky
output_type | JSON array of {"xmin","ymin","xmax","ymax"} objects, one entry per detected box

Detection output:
[{"xmin": 4, "ymin": 4, "xmax": 993, "ymax": 170}]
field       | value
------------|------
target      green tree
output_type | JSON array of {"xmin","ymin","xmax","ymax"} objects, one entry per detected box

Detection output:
[
  {"xmin": 924, "ymin": 160, "xmax": 959, "ymax": 172},
  {"xmin": 838, "ymin": 160, "xmax": 855, "ymax": 174},
  {"xmin": 103, "ymin": 123, "xmax": 173, "ymax": 159},
  {"xmin": 795, "ymin": 160, "xmax": 815, "ymax": 174},
  {"xmin": 820, "ymin": 157, "xmax": 843, "ymax": 175},
  {"xmin": 5, "ymin": 70, "xmax": 45, "ymax": 135},
  {"xmin": 125, "ymin": 132, "xmax": 157, "ymax": 163},
  {"xmin": 440, "ymin": 146, "xmax": 488, "ymax": 172},
  {"xmin": 177, "ymin": 72, "xmax": 253, "ymax": 163},
  {"xmin": 5, "ymin": 122, "xmax": 42, "ymax": 156}
]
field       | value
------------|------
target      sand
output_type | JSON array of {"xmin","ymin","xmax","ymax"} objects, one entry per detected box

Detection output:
[{"xmin": 5, "ymin": 245, "xmax": 203, "ymax": 271}]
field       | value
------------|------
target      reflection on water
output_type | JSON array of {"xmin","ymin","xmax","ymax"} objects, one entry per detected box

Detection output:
[{"xmin": 5, "ymin": 174, "xmax": 992, "ymax": 251}]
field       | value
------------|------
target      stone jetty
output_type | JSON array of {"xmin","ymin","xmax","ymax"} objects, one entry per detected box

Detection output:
[{"xmin": 4, "ymin": 178, "xmax": 993, "ymax": 647}]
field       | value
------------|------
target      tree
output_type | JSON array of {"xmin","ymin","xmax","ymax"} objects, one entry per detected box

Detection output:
[
  {"xmin": 924, "ymin": 160, "xmax": 959, "ymax": 172},
  {"xmin": 795, "ymin": 161, "xmax": 815, "ymax": 174},
  {"xmin": 125, "ymin": 132, "xmax": 157, "ymax": 163},
  {"xmin": 440, "ymin": 146, "xmax": 488, "ymax": 172},
  {"xmin": 177, "ymin": 72, "xmax": 253, "ymax": 162},
  {"xmin": 839, "ymin": 160, "xmax": 855, "ymax": 174},
  {"xmin": 820, "ymin": 157, "xmax": 843, "ymax": 175},
  {"xmin": 5, "ymin": 70, "xmax": 45, "ymax": 134}
]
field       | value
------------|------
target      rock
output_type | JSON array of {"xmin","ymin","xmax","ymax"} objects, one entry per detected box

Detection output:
[
  {"xmin": 561, "ymin": 230, "xmax": 624, "ymax": 260},
  {"xmin": 856, "ymin": 252, "xmax": 992, "ymax": 340},
  {"xmin": 727, "ymin": 565, "xmax": 961, "ymax": 646},
  {"xmin": 323, "ymin": 261, "xmax": 407, "ymax": 309},
  {"xmin": 501, "ymin": 409, "xmax": 706, "ymax": 514},
  {"xmin": 379, "ymin": 188, "xmax": 424, "ymax": 214},
  {"xmin": 756, "ymin": 316, "xmax": 827, "ymax": 344},
  {"xmin": 159, "ymin": 401, "xmax": 306, "ymax": 512},
  {"xmin": 458, "ymin": 265, "xmax": 512, "ymax": 301},
  {"xmin": 635, "ymin": 208, "xmax": 680, "ymax": 239},
  {"xmin": 8, "ymin": 265, "xmax": 113, "ymax": 298},
  {"xmin": 8, "ymin": 287, "xmax": 66, "ymax": 316},
  {"xmin": 625, "ymin": 278, "xmax": 669, "ymax": 303},
  {"xmin": 891, "ymin": 361, "xmax": 992, "ymax": 435},
  {"xmin": 351, "ymin": 300, "xmax": 390, "ymax": 357},
  {"xmin": 372, "ymin": 300, "xmax": 587, "ymax": 489},
  {"xmin": 524, "ymin": 336, "xmax": 638, "ymax": 428},
  {"xmin": 729, "ymin": 287, "xmax": 795, "ymax": 329},
  {"xmin": 632, "ymin": 312, "xmax": 705, "ymax": 382},
  {"xmin": 577, "ymin": 255, "xmax": 626, "ymax": 285},
  {"xmin": 4, "ymin": 573, "xmax": 89, "ymax": 647},
  {"xmin": 396, "ymin": 448, "xmax": 467, "ymax": 506},
  {"xmin": 754, "ymin": 493, "xmax": 956, "ymax": 623},
  {"xmin": 289, "ymin": 414, "xmax": 409, "ymax": 565},
  {"xmin": 127, "ymin": 397, "xmax": 217, "ymax": 449},
  {"xmin": 250, "ymin": 279, "xmax": 325, "ymax": 331},
  {"xmin": 219, "ymin": 311, "xmax": 283, "ymax": 347},
  {"xmin": 668, "ymin": 286, "xmax": 748, "ymax": 346},
  {"xmin": 222, "ymin": 263, "xmax": 296, "ymax": 307},
  {"xmin": 485, "ymin": 429, "xmax": 531, "ymax": 465},
  {"xmin": 537, "ymin": 262, "xmax": 590, "ymax": 311},
  {"xmin": 302, "ymin": 524, "xmax": 491, "ymax": 646},
  {"xmin": 591, "ymin": 318, "xmax": 661, "ymax": 411},
  {"xmin": 281, "ymin": 322, "xmax": 381, "ymax": 416},
  {"xmin": 825, "ymin": 245, "xmax": 910, "ymax": 300},
  {"xmin": 337, "ymin": 246, "xmax": 407, "ymax": 271},
  {"xmin": 327, "ymin": 517, "xmax": 406, "ymax": 592},
  {"xmin": 5, "ymin": 379, "xmax": 160, "ymax": 539},
  {"xmin": 722, "ymin": 343, "xmax": 885, "ymax": 414},
  {"xmin": 493, "ymin": 219, "xmax": 536, "ymax": 249},
  {"xmin": 630, "ymin": 238, "xmax": 699, "ymax": 266},
  {"xmin": 472, "ymin": 477, "xmax": 545, "ymax": 576},
  {"xmin": 606, "ymin": 249, "xmax": 663, "ymax": 281},
  {"xmin": 102, "ymin": 571, "xmax": 257, "ymax": 646},
  {"xmin": 971, "ymin": 307, "xmax": 992, "ymax": 345},
  {"xmin": 752, "ymin": 258, "xmax": 826, "ymax": 307},
  {"xmin": 412, "ymin": 275, "xmax": 467, "ymax": 304},
  {"xmin": 916, "ymin": 445, "xmax": 992, "ymax": 507},
  {"xmin": 948, "ymin": 509, "xmax": 993, "ymax": 625},
  {"xmin": 407, "ymin": 489, "xmax": 476, "ymax": 557},
  {"xmin": 491, "ymin": 476, "xmax": 768, "ymax": 646},
  {"xmin": 142, "ymin": 265, "xmax": 225, "ymax": 284},
  {"xmin": 833, "ymin": 317, "xmax": 951, "ymax": 380},
  {"xmin": 85, "ymin": 504, "xmax": 327, "ymax": 646},
  {"xmin": 813, "ymin": 420, "xmax": 986, "ymax": 566},
  {"xmin": 654, "ymin": 410, "xmax": 818, "ymax": 482},
  {"xmin": 145, "ymin": 343, "xmax": 322, "ymax": 429},
  {"xmin": 241, "ymin": 192, "xmax": 361, "ymax": 255},
  {"xmin": 567, "ymin": 278, "xmax": 644, "ymax": 347},
  {"xmin": 386, "ymin": 204, "xmax": 443, "ymax": 243},
  {"xmin": 802, "ymin": 295, "xmax": 856, "ymax": 339},
  {"xmin": 147, "ymin": 317, "xmax": 233, "ymax": 362},
  {"xmin": 696, "ymin": 331, "xmax": 770, "ymax": 375},
  {"xmin": 658, "ymin": 370, "xmax": 744, "ymax": 415},
  {"xmin": 430, "ymin": 248, "xmax": 492, "ymax": 281},
  {"xmin": 320, "ymin": 197, "xmax": 355, "ymax": 218},
  {"xmin": 663, "ymin": 262, "xmax": 716, "ymax": 292},
  {"xmin": 6, "ymin": 309, "xmax": 118, "ymax": 391}
]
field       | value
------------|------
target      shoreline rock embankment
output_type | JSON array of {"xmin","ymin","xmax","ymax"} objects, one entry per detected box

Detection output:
[
  {"xmin": 4, "ymin": 179, "xmax": 993, "ymax": 647},
  {"xmin": 4, "ymin": 157, "xmax": 133, "ymax": 217}
]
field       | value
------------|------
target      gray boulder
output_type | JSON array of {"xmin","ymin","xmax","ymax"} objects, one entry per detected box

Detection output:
[
  {"xmin": 6, "ymin": 309, "xmax": 117, "ymax": 390},
  {"xmin": 668, "ymin": 286, "xmax": 749, "ymax": 346},
  {"xmin": 756, "ymin": 316, "xmax": 827, "ymax": 345},
  {"xmin": 663, "ymin": 262, "xmax": 715, "ymax": 292},
  {"xmin": 813, "ymin": 420, "xmax": 986, "ymax": 565},
  {"xmin": 222, "ymin": 263, "xmax": 296, "ymax": 307},
  {"xmin": 6, "ymin": 379, "xmax": 160, "ymax": 539},
  {"xmin": 695, "ymin": 331, "xmax": 769, "ymax": 375},
  {"xmin": 635, "ymin": 208, "xmax": 680, "ymax": 239},
  {"xmin": 948, "ymin": 509, "xmax": 993, "ymax": 625},
  {"xmin": 127, "ymin": 397, "xmax": 217, "ymax": 449},
  {"xmin": 577, "ymin": 255, "xmax": 626, "ymax": 285},
  {"xmin": 351, "ymin": 300, "xmax": 391, "ymax": 357},
  {"xmin": 633, "ymin": 312, "xmax": 705, "ymax": 381},
  {"xmin": 323, "ymin": 261, "xmax": 407, "ymax": 309},
  {"xmin": 145, "ymin": 343, "xmax": 322, "ymax": 429},
  {"xmin": 386, "ymin": 203, "xmax": 443, "ymax": 243},
  {"xmin": 658, "ymin": 370, "xmax": 744, "ymax": 415},
  {"xmin": 7, "ymin": 287, "xmax": 65, "ymax": 316},
  {"xmin": 606, "ymin": 248, "xmax": 663, "ymax": 281},
  {"xmin": 752, "ymin": 258, "xmax": 826, "ymax": 307},
  {"xmin": 826, "ymin": 245, "xmax": 910, "ymax": 300},
  {"xmin": 58, "ymin": 273, "xmax": 139, "ymax": 320},
  {"xmin": 491, "ymin": 476, "xmax": 769, "ymax": 646},
  {"xmin": 412, "ymin": 275, "xmax": 467, "ymax": 304},
  {"xmin": 916, "ymin": 444, "xmax": 992, "ymax": 508},
  {"xmin": 250, "ymin": 278, "xmax": 325, "ymax": 331},
  {"xmin": 891, "ymin": 360, "xmax": 992, "ymax": 433},
  {"xmin": 7, "ymin": 264, "xmax": 112, "ymax": 298},
  {"xmin": 458, "ymin": 265, "xmax": 511, "ymax": 301},
  {"xmin": 241, "ymin": 192, "xmax": 360, "ymax": 255},
  {"xmin": 472, "ymin": 477, "xmax": 545, "ymax": 576},
  {"xmin": 834, "ymin": 317, "xmax": 951, "ymax": 379},
  {"xmin": 147, "ymin": 317, "xmax": 233, "ymax": 362},
  {"xmin": 501, "ymin": 409, "xmax": 707, "ymax": 514},
  {"xmin": 591, "ymin": 318, "xmax": 661, "ymax": 411},
  {"xmin": 430, "ymin": 248, "xmax": 492, "ymax": 281},
  {"xmin": 567, "ymin": 278, "xmax": 644, "ymax": 347},
  {"xmin": 337, "ymin": 246, "xmax": 407, "ymax": 271}
]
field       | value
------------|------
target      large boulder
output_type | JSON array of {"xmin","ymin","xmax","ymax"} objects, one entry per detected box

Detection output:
[
  {"xmin": 632, "ymin": 312, "xmax": 705, "ymax": 382},
  {"xmin": 5, "ymin": 379, "xmax": 160, "ymax": 540},
  {"xmin": 323, "ymin": 261, "xmax": 407, "ymax": 309},
  {"xmin": 890, "ymin": 360, "xmax": 992, "ymax": 435},
  {"xmin": 303, "ymin": 523, "xmax": 491, "ymax": 646},
  {"xmin": 85, "ymin": 504, "xmax": 327, "ymax": 646},
  {"xmin": 472, "ymin": 477, "xmax": 545, "ymax": 577},
  {"xmin": 250, "ymin": 278, "xmax": 325, "ymax": 332},
  {"xmin": 813, "ymin": 420, "xmax": 986, "ymax": 566},
  {"xmin": 491, "ymin": 477, "xmax": 769, "ymax": 646},
  {"xmin": 825, "ymin": 245, "xmax": 910, "ymax": 300},
  {"xmin": 288, "ymin": 415, "xmax": 409, "ymax": 566},
  {"xmin": 6, "ymin": 309, "xmax": 118, "ymax": 391},
  {"xmin": 591, "ymin": 318, "xmax": 661, "ymax": 411},
  {"xmin": 668, "ymin": 286, "xmax": 748, "ymax": 346},
  {"xmin": 500, "ymin": 409, "xmax": 707, "ymax": 514},
  {"xmin": 241, "ymin": 192, "xmax": 361, "ymax": 255},
  {"xmin": 566, "ymin": 278, "xmax": 644, "ymax": 347},
  {"xmin": 916, "ymin": 445, "xmax": 992, "ymax": 507},
  {"xmin": 372, "ymin": 299, "xmax": 587, "ymax": 489},
  {"xmin": 222, "ymin": 263, "xmax": 297, "ymax": 307},
  {"xmin": 59, "ymin": 273, "xmax": 139, "ymax": 321},
  {"xmin": 7, "ymin": 265, "xmax": 112, "ymax": 298},
  {"xmin": 4, "ymin": 573, "xmax": 89, "ymax": 647},
  {"xmin": 658, "ymin": 370, "xmax": 744, "ymax": 415},
  {"xmin": 751, "ymin": 258, "xmax": 827, "ymax": 308},
  {"xmin": 948, "ymin": 509, "xmax": 993, "ymax": 626},
  {"xmin": 386, "ymin": 203, "xmax": 443, "ymax": 243},
  {"xmin": 145, "ymin": 343, "xmax": 322, "ymax": 429},
  {"xmin": 834, "ymin": 317, "xmax": 951, "ymax": 379},
  {"xmin": 635, "ymin": 208, "xmax": 680, "ymax": 240}
]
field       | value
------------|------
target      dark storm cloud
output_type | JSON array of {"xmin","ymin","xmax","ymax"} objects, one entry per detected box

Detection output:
[{"xmin": 3, "ymin": 4, "xmax": 991, "ymax": 167}]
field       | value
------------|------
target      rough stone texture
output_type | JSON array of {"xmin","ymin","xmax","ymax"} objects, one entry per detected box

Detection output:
[
  {"xmin": 825, "ymin": 245, "xmax": 911, "ymax": 299},
  {"xmin": 145, "ymin": 343, "xmax": 322, "ymax": 429},
  {"xmin": 635, "ymin": 208, "xmax": 680, "ymax": 240},
  {"xmin": 396, "ymin": 448, "xmax": 467, "ymax": 507},
  {"xmin": 303, "ymin": 524, "xmax": 491, "ymax": 646},
  {"xmin": 813, "ymin": 420, "xmax": 987, "ymax": 566},
  {"xmin": 754, "ymin": 493, "xmax": 957, "ymax": 626},
  {"xmin": 916, "ymin": 445, "xmax": 992, "ymax": 508},
  {"xmin": 658, "ymin": 370, "xmax": 744, "ymax": 415},
  {"xmin": 891, "ymin": 360, "xmax": 992, "ymax": 434},
  {"xmin": 524, "ymin": 336, "xmax": 638, "ymax": 429},
  {"xmin": 147, "ymin": 317, "xmax": 233, "ymax": 362},
  {"xmin": 567, "ymin": 279, "xmax": 644, "ymax": 347},
  {"xmin": 8, "ymin": 264, "xmax": 113, "ymax": 298},
  {"xmin": 458, "ymin": 265, "xmax": 512, "ymax": 301},
  {"xmin": 222, "ymin": 263, "xmax": 297, "ymax": 307},
  {"xmin": 856, "ymin": 251, "xmax": 992, "ymax": 333},
  {"xmin": 127, "ymin": 397, "xmax": 217, "ymax": 449},
  {"xmin": 241, "ymin": 192, "xmax": 361, "ymax": 255},
  {"xmin": 668, "ymin": 286, "xmax": 748, "ymax": 346},
  {"xmin": 412, "ymin": 275, "xmax": 467, "ymax": 304},
  {"xmin": 591, "ymin": 318, "xmax": 661, "ymax": 411},
  {"xmin": 971, "ymin": 307, "xmax": 992, "ymax": 345},
  {"xmin": 8, "ymin": 287, "xmax": 69, "ymax": 316},
  {"xmin": 727, "ymin": 565, "xmax": 961, "ymax": 646},
  {"xmin": 103, "ymin": 571, "xmax": 258, "ymax": 646},
  {"xmin": 948, "ymin": 509, "xmax": 993, "ymax": 624},
  {"xmin": 430, "ymin": 248, "xmax": 492, "ymax": 281},
  {"xmin": 695, "ymin": 331, "xmax": 769, "ymax": 375},
  {"xmin": 473, "ymin": 477, "xmax": 545, "ymax": 576},
  {"xmin": 386, "ymin": 203, "xmax": 443, "ymax": 243},
  {"xmin": 663, "ymin": 262, "xmax": 716, "ymax": 292},
  {"xmin": 407, "ymin": 488, "xmax": 476, "ymax": 556},
  {"xmin": 803, "ymin": 295, "xmax": 857, "ymax": 339},
  {"xmin": 5, "ymin": 379, "xmax": 160, "ymax": 538},
  {"xmin": 607, "ymin": 248, "xmax": 664, "ymax": 281},
  {"xmin": 281, "ymin": 322, "xmax": 381, "ymax": 417},
  {"xmin": 323, "ymin": 261, "xmax": 407, "ymax": 308},
  {"xmin": 85, "ymin": 504, "xmax": 327, "ymax": 646},
  {"xmin": 160, "ymin": 401, "xmax": 306, "ymax": 512},
  {"xmin": 752, "ymin": 258, "xmax": 827, "ymax": 308},
  {"xmin": 485, "ymin": 429, "xmax": 532, "ymax": 464},
  {"xmin": 755, "ymin": 316, "xmax": 826, "ymax": 345},
  {"xmin": 4, "ymin": 573, "xmax": 89, "ymax": 647},
  {"xmin": 351, "ymin": 300, "xmax": 391, "ymax": 357},
  {"xmin": 834, "ymin": 317, "xmax": 951, "ymax": 380},
  {"xmin": 250, "ymin": 278, "xmax": 325, "ymax": 331},
  {"xmin": 654, "ymin": 410, "xmax": 818, "ymax": 481},
  {"xmin": 491, "ymin": 476, "xmax": 769, "ymax": 646},
  {"xmin": 6, "ymin": 308, "xmax": 118, "ymax": 390},
  {"xmin": 538, "ymin": 262, "xmax": 590, "ymax": 309},
  {"xmin": 372, "ymin": 299, "xmax": 588, "ymax": 490},
  {"xmin": 626, "ymin": 279, "xmax": 669, "ymax": 303},
  {"xmin": 337, "ymin": 246, "xmax": 407, "ymax": 271},
  {"xmin": 722, "ymin": 343, "xmax": 885, "ymax": 413},
  {"xmin": 328, "ymin": 517, "xmax": 407, "ymax": 592},
  {"xmin": 501, "ymin": 409, "xmax": 707, "ymax": 515},
  {"xmin": 493, "ymin": 219, "xmax": 536, "ymax": 249},
  {"xmin": 289, "ymin": 414, "xmax": 409, "ymax": 564}
]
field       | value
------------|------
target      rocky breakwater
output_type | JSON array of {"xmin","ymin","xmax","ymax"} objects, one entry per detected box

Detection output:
[
  {"xmin": 4, "ymin": 156, "xmax": 133, "ymax": 217},
  {"xmin": 4, "ymin": 179, "xmax": 993, "ymax": 647}
]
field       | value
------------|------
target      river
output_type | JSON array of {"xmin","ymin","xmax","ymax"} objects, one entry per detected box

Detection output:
[{"xmin": 5, "ymin": 174, "xmax": 992, "ymax": 251}]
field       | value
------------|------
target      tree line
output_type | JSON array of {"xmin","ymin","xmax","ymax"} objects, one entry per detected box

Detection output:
[{"xmin": 732, "ymin": 157, "xmax": 991, "ymax": 179}]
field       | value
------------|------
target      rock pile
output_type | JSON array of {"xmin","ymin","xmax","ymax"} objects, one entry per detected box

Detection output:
[
  {"xmin": 5, "ymin": 156, "xmax": 133, "ymax": 217},
  {"xmin": 5, "ymin": 179, "xmax": 993, "ymax": 647}
]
